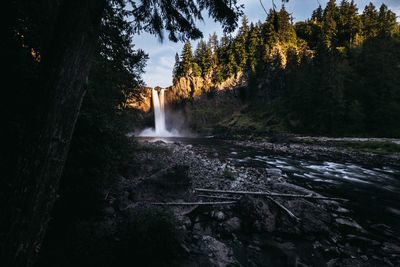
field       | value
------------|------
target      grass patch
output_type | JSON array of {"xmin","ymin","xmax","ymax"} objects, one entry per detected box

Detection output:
[
  {"xmin": 222, "ymin": 169, "xmax": 236, "ymax": 180},
  {"xmin": 336, "ymin": 141, "xmax": 400, "ymax": 154}
]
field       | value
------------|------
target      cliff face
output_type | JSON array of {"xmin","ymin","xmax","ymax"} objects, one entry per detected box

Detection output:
[
  {"xmin": 165, "ymin": 72, "xmax": 247, "ymax": 104},
  {"xmin": 127, "ymin": 86, "xmax": 152, "ymax": 112},
  {"xmin": 158, "ymin": 73, "xmax": 249, "ymax": 135}
]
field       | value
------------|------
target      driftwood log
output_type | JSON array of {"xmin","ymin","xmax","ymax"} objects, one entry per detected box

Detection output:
[
  {"xmin": 194, "ymin": 188, "xmax": 348, "ymax": 202},
  {"xmin": 152, "ymin": 188, "xmax": 347, "ymax": 223},
  {"xmin": 197, "ymin": 194, "xmax": 240, "ymax": 201},
  {"xmin": 151, "ymin": 201, "xmax": 237, "ymax": 206}
]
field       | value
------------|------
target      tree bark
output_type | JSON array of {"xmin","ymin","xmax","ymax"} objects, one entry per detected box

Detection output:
[{"xmin": 0, "ymin": 0, "xmax": 106, "ymax": 266}]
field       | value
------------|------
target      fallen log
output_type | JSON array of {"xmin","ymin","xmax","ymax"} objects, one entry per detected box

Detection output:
[
  {"xmin": 194, "ymin": 188, "xmax": 348, "ymax": 202},
  {"xmin": 197, "ymin": 194, "xmax": 240, "ymax": 201},
  {"xmin": 197, "ymin": 190, "xmax": 299, "ymax": 222},
  {"xmin": 151, "ymin": 201, "xmax": 237, "ymax": 206}
]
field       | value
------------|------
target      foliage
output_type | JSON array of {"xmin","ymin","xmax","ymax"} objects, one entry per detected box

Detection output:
[
  {"xmin": 2, "ymin": 0, "xmax": 244, "ymax": 264},
  {"xmin": 55, "ymin": 0, "xmax": 148, "ymax": 220},
  {"xmin": 128, "ymin": 0, "xmax": 243, "ymax": 41},
  {"xmin": 172, "ymin": 0, "xmax": 400, "ymax": 137},
  {"xmin": 335, "ymin": 141, "xmax": 400, "ymax": 154}
]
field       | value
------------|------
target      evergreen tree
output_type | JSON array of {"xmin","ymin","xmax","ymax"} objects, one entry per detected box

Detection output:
[
  {"xmin": 296, "ymin": 6, "xmax": 323, "ymax": 50},
  {"xmin": 234, "ymin": 15, "xmax": 250, "ymax": 69},
  {"xmin": 207, "ymin": 33, "xmax": 219, "ymax": 70},
  {"xmin": 195, "ymin": 39, "xmax": 213, "ymax": 77},
  {"xmin": 311, "ymin": 5, "xmax": 323, "ymax": 22},
  {"xmin": 361, "ymin": 3, "xmax": 379, "ymax": 39},
  {"xmin": 377, "ymin": 4, "xmax": 398, "ymax": 37},
  {"xmin": 337, "ymin": 0, "xmax": 361, "ymax": 47},
  {"xmin": 322, "ymin": 0, "xmax": 339, "ymax": 50},
  {"xmin": 262, "ymin": 10, "xmax": 280, "ymax": 46},
  {"xmin": 173, "ymin": 52, "xmax": 182, "ymax": 78},
  {"xmin": 180, "ymin": 41, "xmax": 193, "ymax": 75},
  {"xmin": 1, "ymin": 0, "xmax": 243, "ymax": 262},
  {"xmin": 247, "ymin": 23, "xmax": 262, "ymax": 72},
  {"xmin": 276, "ymin": 6, "xmax": 296, "ymax": 44},
  {"xmin": 169, "ymin": 1, "xmax": 400, "ymax": 137},
  {"xmin": 208, "ymin": 32, "xmax": 219, "ymax": 53}
]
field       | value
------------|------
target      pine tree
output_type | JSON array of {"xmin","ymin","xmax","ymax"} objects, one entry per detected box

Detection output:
[
  {"xmin": 322, "ymin": 0, "xmax": 339, "ymax": 50},
  {"xmin": 234, "ymin": 15, "xmax": 250, "ymax": 69},
  {"xmin": 276, "ymin": 5, "xmax": 296, "ymax": 44},
  {"xmin": 311, "ymin": 5, "xmax": 323, "ymax": 23},
  {"xmin": 361, "ymin": 3, "xmax": 379, "ymax": 39},
  {"xmin": 180, "ymin": 41, "xmax": 193, "ymax": 75},
  {"xmin": 207, "ymin": 32, "xmax": 219, "ymax": 72},
  {"xmin": 173, "ymin": 52, "xmax": 182, "ymax": 78},
  {"xmin": 296, "ymin": 6, "xmax": 323, "ymax": 50},
  {"xmin": 262, "ymin": 10, "xmax": 279, "ymax": 46},
  {"xmin": 337, "ymin": 0, "xmax": 361, "ymax": 47},
  {"xmin": 377, "ymin": 4, "xmax": 398, "ymax": 37},
  {"xmin": 195, "ymin": 39, "xmax": 213, "ymax": 77},
  {"xmin": 247, "ymin": 23, "xmax": 262, "ymax": 72}
]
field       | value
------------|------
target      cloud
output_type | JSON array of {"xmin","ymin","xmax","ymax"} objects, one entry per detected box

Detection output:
[{"xmin": 159, "ymin": 56, "xmax": 175, "ymax": 68}]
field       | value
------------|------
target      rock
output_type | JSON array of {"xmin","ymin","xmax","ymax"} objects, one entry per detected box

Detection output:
[
  {"xmin": 200, "ymin": 236, "xmax": 239, "ymax": 267},
  {"xmin": 214, "ymin": 211, "xmax": 226, "ymax": 221},
  {"xmin": 382, "ymin": 242, "xmax": 400, "ymax": 254},
  {"xmin": 336, "ymin": 207, "xmax": 350, "ymax": 214},
  {"xmin": 104, "ymin": 206, "xmax": 115, "ymax": 216},
  {"xmin": 132, "ymin": 164, "xmax": 191, "ymax": 201},
  {"xmin": 193, "ymin": 223, "xmax": 212, "ymax": 236},
  {"xmin": 235, "ymin": 196, "xmax": 277, "ymax": 232},
  {"xmin": 223, "ymin": 217, "xmax": 241, "ymax": 232},
  {"xmin": 183, "ymin": 217, "xmax": 192, "ymax": 228},
  {"xmin": 335, "ymin": 218, "xmax": 365, "ymax": 233},
  {"xmin": 345, "ymin": 234, "xmax": 380, "ymax": 246},
  {"xmin": 278, "ymin": 199, "xmax": 330, "ymax": 234},
  {"xmin": 147, "ymin": 164, "xmax": 191, "ymax": 188},
  {"xmin": 266, "ymin": 168, "xmax": 282, "ymax": 177},
  {"xmin": 247, "ymin": 244, "xmax": 261, "ymax": 251},
  {"xmin": 327, "ymin": 258, "xmax": 374, "ymax": 267}
]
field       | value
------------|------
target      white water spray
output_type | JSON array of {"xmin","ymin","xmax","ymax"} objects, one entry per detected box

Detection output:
[{"xmin": 139, "ymin": 88, "xmax": 178, "ymax": 137}]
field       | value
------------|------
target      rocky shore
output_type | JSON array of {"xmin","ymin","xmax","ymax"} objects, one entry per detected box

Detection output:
[
  {"xmin": 221, "ymin": 135, "xmax": 400, "ymax": 168},
  {"xmin": 102, "ymin": 138, "xmax": 399, "ymax": 267}
]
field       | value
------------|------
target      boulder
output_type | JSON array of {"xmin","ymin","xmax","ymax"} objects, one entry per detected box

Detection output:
[
  {"xmin": 277, "ymin": 199, "xmax": 331, "ymax": 234},
  {"xmin": 223, "ymin": 217, "xmax": 242, "ymax": 232},
  {"xmin": 200, "ymin": 236, "xmax": 239, "ymax": 267},
  {"xmin": 235, "ymin": 196, "xmax": 278, "ymax": 232},
  {"xmin": 147, "ymin": 164, "xmax": 190, "ymax": 188}
]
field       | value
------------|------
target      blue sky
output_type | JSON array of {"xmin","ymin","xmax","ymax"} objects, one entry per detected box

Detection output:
[{"xmin": 132, "ymin": 0, "xmax": 400, "ymax": 88}]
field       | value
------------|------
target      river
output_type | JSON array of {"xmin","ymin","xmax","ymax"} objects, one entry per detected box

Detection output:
[{"xmin": 145, "ymin": 136, "xmax": 400, "ymax": 247}]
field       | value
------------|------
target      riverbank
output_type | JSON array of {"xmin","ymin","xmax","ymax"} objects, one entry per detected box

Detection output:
[
  {"xmin": 221, "ymin": 135, "xmax": 400, "ymax": 168},
  {"xmin": 36, "ymin": 137, "xmax": 400, "ymax": 266},
  {"xmin": 117, "ymin": 138, "xmax": 400, "ymax": 266}
]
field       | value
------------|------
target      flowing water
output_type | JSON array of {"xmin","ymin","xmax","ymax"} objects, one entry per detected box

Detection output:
[
  {"xmin": 140, "ymin": 88, "xmax": 178, "ymax": 137},
  {"xmin": 146, "ymin": 137, "xmax": 400, "ymax": 244}
]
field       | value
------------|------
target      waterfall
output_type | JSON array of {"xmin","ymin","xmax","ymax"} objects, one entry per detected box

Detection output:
[
  {"xmin": 139, "ymin": 88, "xmax": 177, "ymax": 137},
  {"xmin": 153, "ymin": 88, "xmax": 167, "ymax": 135}
]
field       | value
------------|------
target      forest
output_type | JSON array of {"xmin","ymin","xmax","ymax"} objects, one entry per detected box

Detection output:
[
  {"xmin": 173, "ymin": 1, "xmax": 400, "ymax": 136},
  {"xmin": 1, "ymin": 0, "xmax": 400, "ymax": 267}
]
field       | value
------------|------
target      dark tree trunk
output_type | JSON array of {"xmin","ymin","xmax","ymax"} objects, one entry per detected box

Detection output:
[{"xmin": 0, "ymin": 0, "xmax": 106, "ymax": 266}]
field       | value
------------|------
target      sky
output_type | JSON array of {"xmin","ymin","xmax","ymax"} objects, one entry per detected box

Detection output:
[{"xmin": 132, "ymin": 0, "xmax": 400, "ymax": 88}]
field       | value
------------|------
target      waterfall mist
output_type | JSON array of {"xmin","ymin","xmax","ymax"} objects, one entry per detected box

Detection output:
[{"xmin": 139, "ymin": 88, "xmax": 181, "ymax": 137}]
